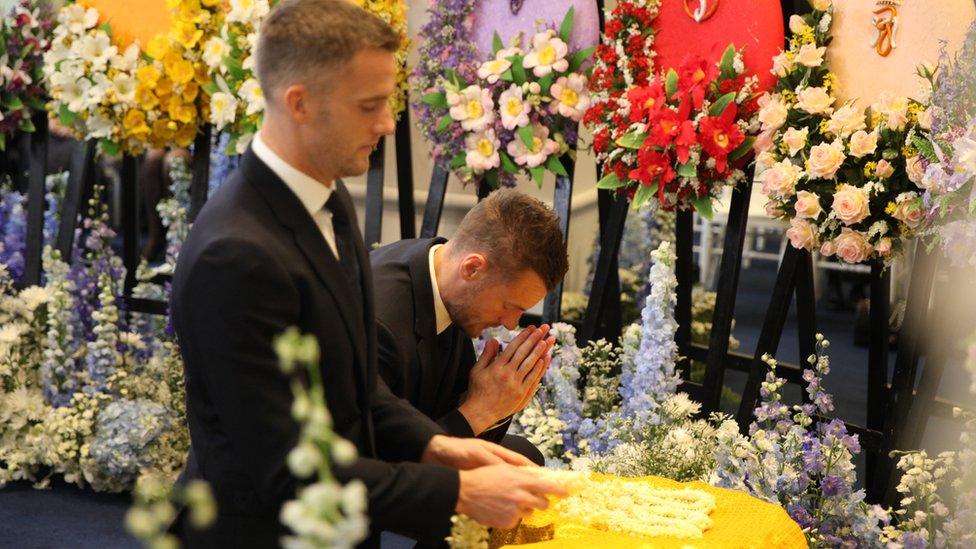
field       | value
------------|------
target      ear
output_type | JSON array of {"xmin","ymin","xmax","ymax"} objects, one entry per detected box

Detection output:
[
  {"xmin": 281, "ymin": 84, "xmax": 311, "ymax": 124},
  {"xmin": 458, "ymin": 253, "xmax": 488, "ymax": 282}
]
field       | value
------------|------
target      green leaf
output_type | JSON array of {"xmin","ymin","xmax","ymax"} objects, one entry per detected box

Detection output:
[
  {"xmin": 517, "ymin": 125, "xmax": 534, "ymax": 149},
  {"xmin": 530, "ymin": 165, "xmax": 545, "ymax": 189},
  {"xmin": 691, "ymin": 195, "xmax": 714, "ymax": 220},
  {"xmin": 559, "ymin": 6, "xmax": 576, "ymax": 43},
  {"xmin": 100, "ymin": 139, "xmax": 120, "ymax": 157},
  {"xmin": 436, "ymin": 114, "xmax": 454, "ymax": 133},
  {"xmin": 633, "ymin": 184, "xmax": 656, "ymax": 209},
  {"xmin": 596, "ymin": 172, "xmax": 627, "ymax": 190},
  {"xmin": 58, "ymin": 103, "xmax": 77, "ymax": 126},
  {"xmin": 546, "ymin": 155, "xmax": 568, "ymax": 177},
  {"xmin": 665, "ymin": 69, "xmax": 679, "ymax": 98},
  {"xmin": 538, "ymin": 72, "xmax": 555, "ymax": 96},
  {"xmin": 0, "ymin": 133, "xmax": 6, "ymax": 152},
  {"xmin": 568, "ymin": 46, "xmax": 596, "ymax": 73},
  {"xmin": 677, "ymin": 161, "xmax": 697, "ymax": 178},
  {"xmin": 729, "ymin": 136, "xmax": 756, "ymax": 162},
  {"xmin": 510, "ymin": 55, "xmax": 527, "ymax": 85},
  {"xmin": 500, "ymin": 151, "xmax": 519, "ymax": 174},
  {"xmin": 4, "ymin": 95, "xmax": 23, "ymax": 110},
  {"xmin": 492, "ymin": 32, "xmax": 505, "ymax": 55},
  {"xmin": 719, "ymin": 44, "xmax": 737, "ymax": 77},
  {"xmin": 450, "ymin": 152, "xmax": 466, "ymax": 169},
  {"xmin": 615, "ymin": 131, "xmax": 646, "ymax": 150},
  {"xmin": 203, "ymin": 82, "xmax": 219, "ymax": 95},
  {"xmin": 709, "ymin": 92, "xmax": 737, "ymax": 117},
  {"xmin": 499, "ymin": 70, "xmax": 514, "ymax": 82},
  {"xmin": 446, "ymin": 68, "xmax": 462, "ymax": 87},
  {"xmin": 20, "ymin": 117, "xmax": 35, "ymax": 133},
  {"xmin": 485, "ymin": 169, "xmax": 499, "ymax": 190},
  {"xmin": 421, "ymin": 92, "xmax": 448, "ymax": 109}
]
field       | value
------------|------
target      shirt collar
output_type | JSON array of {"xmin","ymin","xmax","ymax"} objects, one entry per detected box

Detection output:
[
  {"xmin": 428, "ymin": 243, "xmax": 452, "ymax": 335},
  {"xmin": 252, "ymin": 131, "xmax": 333, "ymax": 216}
]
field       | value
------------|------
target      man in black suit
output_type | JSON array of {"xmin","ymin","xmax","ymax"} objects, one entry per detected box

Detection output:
[
  {"xmin": 372, "ymin": 190, "xmax": 569, "ymax": 464},
  {"xmin": 170, "ymin": 1, "xmax": 565, "ymax": 547}
]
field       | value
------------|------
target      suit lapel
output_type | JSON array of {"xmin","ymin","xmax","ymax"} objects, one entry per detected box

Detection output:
[
  {"xmin": 408, "ymin": 238, "xmax": 447, "ymax": 411},
  {"xmin": 241, "ymin": 151, "xmax": 370, "ymax": 404}
]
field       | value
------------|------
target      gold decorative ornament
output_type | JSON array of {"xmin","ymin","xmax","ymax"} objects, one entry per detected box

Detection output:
[
  {"xmin": 872, "ymin": 0, "xmax": 902, "ymax": 57},
  {"xmin": 683, "ymin": 0, "xmax": 719, "ymax": 23}
]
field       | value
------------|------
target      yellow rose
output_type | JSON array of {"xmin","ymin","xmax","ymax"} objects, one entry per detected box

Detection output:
[
  {"xmin": 806, "ymin": 140, "xmax": 846, "ymax": 179},
  {"xmin": 795, "ymin": 87, "xmax": 834, "ymax": 115},
  {"xmin": 147, "ymin": 34, "xmax": 171, "ymax": 61},
  {"xmin": 758, "ymin": 95, "xmax": 788, "ymax": 132},
  {"xmin": 831, "ymin": 184, "xmax": 871, "ymax": 225},
  {"xmin": 136, "ymin": 65, "xmax": 162, "ymax": 88},
  {"xmin": 809, "ymin": 0, "xmax": 832, "ymax": 11}
]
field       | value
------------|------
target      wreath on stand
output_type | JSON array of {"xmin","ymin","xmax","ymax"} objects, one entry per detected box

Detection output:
[
  {"xmin": 756, "ymin": 1, "xmax": 935, "ymax": 264},
  {"xmin": 411, "ymin": 1, "xmax": 595, "ymax": 190},
  {"xmin": 584, "ymin": 0, "xmax": 760, "ymax": 217},
  {"xmin": 204, "ymin": 0, "xmax": 411, "ymax": 155},
  {"xmin": 0, "ymin": 0, "xmax": 55, "ymax": 151}
]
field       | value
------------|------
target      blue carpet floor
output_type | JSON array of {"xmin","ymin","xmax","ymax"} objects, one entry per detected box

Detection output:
[{"xmin": 0, "ymin": 258, "xmax": 969, "ymax": 547}]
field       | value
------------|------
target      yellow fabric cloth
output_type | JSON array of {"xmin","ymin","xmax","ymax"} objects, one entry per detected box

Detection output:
[
  {"xmin": 79, "ymin": 0, "xmax": 172, "ymax": 49},
  {"xmin": 496, "ymin": 474, "xmax": 808, "ymax": 549}
]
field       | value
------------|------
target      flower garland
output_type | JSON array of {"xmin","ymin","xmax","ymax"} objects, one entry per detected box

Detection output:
[
  {"xmin": 413, "ymin": 4, "xmax": 594, "ymax": 189},
  {"xmin": 205, "ymin": 0, "xmax": 410, "ymax": 155},
  {"xmin": 914, "ymin": 22, "xmax": 976, "ymax": 268},
  {"xmin": 44, "ymin": 0, "xmax": 221, "ymax": 156},
  {"xmin": 0, "ymin": 0, "xmax": 55, "ymax": 151},
  {"xmin": 584, "ymin": 1, "xmax": 758, "ymax": 215},
  {"xmin": 756, "ymin": 1, "xmax": 936, "ymax": 265}
]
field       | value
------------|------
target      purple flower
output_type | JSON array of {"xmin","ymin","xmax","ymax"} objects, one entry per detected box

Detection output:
[
  {"xmin": 901, "ymin": 531, "xmax": 927, "ymax": 549},
  {"xmin": 821, "ymin": 475, "xmax": 847, "ymax": 497},
  {"xmin": 787, "ymin": 503, "xmax": 814, "ymax": 529}
]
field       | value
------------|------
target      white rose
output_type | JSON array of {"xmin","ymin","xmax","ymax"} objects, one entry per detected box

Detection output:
[
  {"xmin": 787, "ymin": 218, "xmax": 817, "ymax": 250},
  {"xmin": 761, "ymin": 160, "xmax": 802, "ymax": 199},
  {"xmin": 831, "ymin": 184, "xmax": 871, "ymax": 225},
  {"xmin": 772, "ymin": 52, "xmax": 794, "ymax": 77},
  {"xmin": 826, "ymin": 104, "xmax": 866, "ymax": 138},
  {"xmin": 806, "ymin": 140, "xmax": 846, "ymax": 179},
  {"xmin": 796, "ymin": 86, "xmax": 834, "ymax": 115},
  {"xmin": 848, "ymin": 130, "xmax": 879, "ymax": 159},
  {"xmin": 794, "ymin": 190, "xmax": 823, "ymax": 219},
  {"xmin": 758, "ymin": 95, "xmax": 789, "ymax": 132},
  {"xmin": 796, "ymin": 43, "xmax": 827, "ymax": 67},
  {"xmin": 833, "ymin": 229, "xmax": 872, "ymax": 264},
  {"xmin": 755, "ymin": 151, "xmax": 777, "ymax": 174},
  {"xmin": 789, "ymin": 15, "xmax": 810, "ymax": 34},
  {"xmin": 782, "ymin": 127, "xmax": 809, "ymax": 157}
]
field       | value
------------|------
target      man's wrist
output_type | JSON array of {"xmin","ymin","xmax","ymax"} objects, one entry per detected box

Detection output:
[{"xmin": 458, "ymin": 401, "xmax": 492, "ymax": 435}]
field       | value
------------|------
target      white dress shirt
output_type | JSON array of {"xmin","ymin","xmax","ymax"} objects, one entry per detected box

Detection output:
[
  {"xmin": 252, "ymin": 132, "xmax": 340, "ymax": 259},
  {"xmin": 428, "ymin": 244, "xmax": 452, "ymax": 335}
]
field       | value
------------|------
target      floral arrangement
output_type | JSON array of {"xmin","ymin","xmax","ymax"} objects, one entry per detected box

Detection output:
[
  {"xmin": 584, "ymin": 0, "xmax": 758, "ymax": 215},
  {"xmin": 755, "ymin": 0, "xmax": 936, "ymax": 265},
  {"xmin": 125, "ymin": 473, "xmax": 215, "ymax": 548},
  {"xmin": 205, "ymin": 0, "xmax": 409, "ymax": 155},
  {"xmin": 0, "ymin": 0, "xmax": 55, "ymax": 151},
  {"xmin": 913, "ymin": 22, "xmax": 976, "ymax": 268},
  {"xmin": 274, "ymin": 327, "xmax": 369, "ymax": 548},
  {"xmin": 0, "ymin": 171, "xmax": 66, "ymax": 281},
  {"xmin": 44, "ymin": 0, "xmax": 221, "ymax": 155},
  {"xmin": 414, "ymin": 6, "xmax": 594, "ymax": 189}
]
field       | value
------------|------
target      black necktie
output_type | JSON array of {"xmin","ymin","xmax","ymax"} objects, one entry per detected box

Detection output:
[{"xmin": 324, "ymin": 191, "xmax": 362, "ymax": 303}]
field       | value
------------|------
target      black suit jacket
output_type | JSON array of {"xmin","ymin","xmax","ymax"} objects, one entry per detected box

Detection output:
[
  {"xmin": 370, "ymin": 238, "xmax": 510, "ymax": 442},
  {"xmin": 171, "ymin": 150, "xmax": 458, "ymax": 547}
]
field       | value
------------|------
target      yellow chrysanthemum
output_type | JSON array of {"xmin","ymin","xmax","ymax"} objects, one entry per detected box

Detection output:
[{"xmin": 136, "ymin": 64, "xmax": 162, "ymax": 88}]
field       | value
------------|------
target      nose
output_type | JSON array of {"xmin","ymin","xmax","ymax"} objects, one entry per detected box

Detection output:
[
  {"xmin": 376, "ymin": 105, "xmax": 396, "ymax": 136},
  {"xmin": 501, "ymin": 312, "xmax": 522, "ymax": 331}
]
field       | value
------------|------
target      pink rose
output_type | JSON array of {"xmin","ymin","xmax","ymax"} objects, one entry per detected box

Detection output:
[
  {"xmin": 834, "ymin": 229, "xmax": 872, "ymax": 264},
  {"xmin": 893, "ymin": 196, "xmax": 925, "ymax": 229},
  {"xmin": 874, "ymin": 237, "xmax": 893, "ymax": 256},
  {"xmin": 906, "ymin": 156, "xmax": 926, "ymax": 185},
  {"xmin": 826, "ymin": 104, "xmax": 866, "ymax": 138},
  {"xmin": 831, "ymin": 184, "xmax": 871, "ymax": 225},
  {"xmin": 875, "ymin": 159, "xmax": 895, "ymax": 179},
  {"xmin": 758, "ymin": 95, "xmax": 788, "ymax": 132},
  {"xmin": 782, "ymin": 127, "xmax": 809, "ymax": 157},
  {"xmin": 787, "ymin": 218, "xmax": 817, "ymax": 250},
  {"xmin": 820, "ymin": 240, "xmax": 836, "ymax": 257},
  {"xmin": 807, "ymin": 141, "xmax": 846, "ymax": 179},
  {"xmin": 794, "ymin": 190, "xmax": 823, "ymax": 219},
  {"xmin": 761, "ymin": 160, "xmax": 802, "ymax": 199},
  {"xmin": 765, "ymin": 200, "xmax": 785, "ymax": 218},
  {"xmin": 848, "ymin": 130, "xmax": 878, "ymax": 158}
]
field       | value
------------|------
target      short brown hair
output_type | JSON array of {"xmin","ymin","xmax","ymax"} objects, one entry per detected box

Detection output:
[
  {"xmin": 255, "ymin": 0, "xmax": 399, "ymax": 100},
  {"xmin": 451, "ymin": 189, "xmax": 569, "ymax": 291}
]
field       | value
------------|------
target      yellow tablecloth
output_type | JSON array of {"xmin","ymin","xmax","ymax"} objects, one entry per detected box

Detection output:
[{"xmin": 496, "ymin": 474, "xmax": 807, "ymax": 549}]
